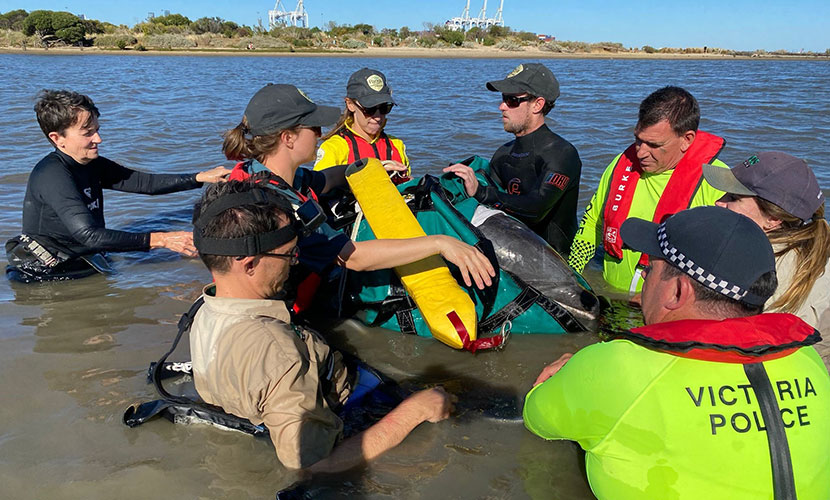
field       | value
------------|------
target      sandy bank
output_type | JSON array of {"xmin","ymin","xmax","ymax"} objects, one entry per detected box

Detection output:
[{"xmin": 2, "ymin": 45, "xmax": 828, "ymax": 61}]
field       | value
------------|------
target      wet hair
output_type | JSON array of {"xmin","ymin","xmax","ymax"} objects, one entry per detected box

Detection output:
[
  {"xmin": 222, "ymin": 115, "xmax": 302, "ymax": 163},
  {"xmin": 194, "ymin": 180, "xmax": 292, "ymax": 273},
  {"xmin": 756, "ymin": 199, "xmax": 830, "ymax": 313},
  {"xmin": 34, "ymin": 90, "xmax": 100, "ymax": 145},
  {"xmin": 636, "ymin": 86, "xmax": 700, "ymax": 136},
  {"xmin": 660, "ymin": 263, "xmax": 777, "ymax": 317}
]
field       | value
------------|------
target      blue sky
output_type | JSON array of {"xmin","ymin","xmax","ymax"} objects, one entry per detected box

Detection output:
[{"xmin": 2, "ymin": 0, "xmax": 829, "ymax": 52}]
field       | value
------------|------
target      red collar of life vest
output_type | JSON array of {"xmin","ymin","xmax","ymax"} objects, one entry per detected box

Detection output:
[
  {"xmin": 602, "ymin": 131, "xmax": 725, "ymax": 265},
  {"xmin": 618, "ymin": 313, "xmax": 820, "ymax": 363}
]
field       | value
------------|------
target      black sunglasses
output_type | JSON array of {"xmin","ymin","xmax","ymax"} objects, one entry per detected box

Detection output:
[
  {"xmin": 357, "ymin": 102, "xmax": 394, "ymax": 116},
  {"xmin": 502, "ymin": 94, "xmax": 535, "ymax": 108},
  {"xmin": 263, "ymin": 245, "xmax": 300, "ymax": 265}
]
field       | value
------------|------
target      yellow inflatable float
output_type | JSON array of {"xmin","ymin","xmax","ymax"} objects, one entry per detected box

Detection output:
[{"xmin": 345, "ymin": 158, "xmax": 482, "ymax": 350}]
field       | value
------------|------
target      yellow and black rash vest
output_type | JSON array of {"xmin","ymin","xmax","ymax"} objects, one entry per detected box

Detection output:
[{"xmin": 524, "ymin": 313, "xmax": 830, "ymax": 500}]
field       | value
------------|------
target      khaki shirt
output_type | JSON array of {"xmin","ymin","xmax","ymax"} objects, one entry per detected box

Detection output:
[
  {"xmin": 190, "ymin": 285, "xmax": 351, "ymax": 468},
  {"xmin": 769, "ymin": 246, "xmax": 830, "ymax": 370}
]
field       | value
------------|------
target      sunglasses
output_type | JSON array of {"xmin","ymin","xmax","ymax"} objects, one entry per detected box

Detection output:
[
  {"xmin": 264, "ymin": 245, "xmax": 300, "ymax": 266},
  {"xmin": 356, "ymin": 102, "xmax": 394, "ymax": 116},
  {"xmin": 502, "ymin": 94, "xmax": 535, "ymax": 108}
]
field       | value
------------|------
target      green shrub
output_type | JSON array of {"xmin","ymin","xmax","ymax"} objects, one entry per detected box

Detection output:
[
  {"xmin": 642, "ymin": 45, "xmax": 656, "ymax": 53},
  {"xmin": 513, "ymin": 30, "xmax": 537, "ymax": 43},
  {"xmin": 0, "ymin": 9, "xmax": 28, "ymax": 30},
  {"xmin": 540, "ymin": 42, "xmax": 562, "ymax": 52},
  {"xmin": 135, "ymin": 44, "xmax": 146, "ymax": 51},
  {"xmin": 342, "ymin": 38, "xmax": 367, "ymax": 49},
  {"xmin": 143, "ymin": 34, "xmax": 195, "ymax": 48},
  {"xmin": 93, "ymin": 34, "xmax": 137, "ymax": 48},
  {"xmin": 151, "ymin": 13, "xmax": 191, "ymax": 26},
  {"xmin": 482, "ymin": 37, "xmax": 495, "ymax": 46},
  {"xmin": 372, "ymin": 35, "xmax": 383, "ymax": 46},
  {"xmin": 417, "ymin": 35, "xmax": 437, "ymax": 47},
  {"xmin": 495, "ymin": 39, "xmax": 522, "ymax": 51},
  {"xmin": 237, "ymin": 36, "xmax": 290, "ymax": 49},
  {"xmin": 435, "ymin": 26, "xmax": 464, "ymax": 46}
]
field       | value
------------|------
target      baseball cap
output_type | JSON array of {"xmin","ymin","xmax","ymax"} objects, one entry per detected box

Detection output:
[
  {"xmin": 346, "ymin": 68, "xmax": 396, "ymax": 108},
  {"xmin": 244, "ymin": 84, "xmax": 340, "ymax": 136},
  {"xmin": 486, "ymin": 63, "xmax": 560, "ymax": 103},
  {"xmin": 621, "ymin": 206, "xmax": 776, "ymax": 306},
  {"xmin": 703, "ymin": 152, "xmax": 825, "ymax": 223}
]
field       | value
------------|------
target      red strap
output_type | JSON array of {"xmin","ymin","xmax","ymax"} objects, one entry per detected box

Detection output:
[
  {"xmin": 292, "ymin": 272, "xmax": 321, "ymax": 315},
  {"xmin": 602, "ymin": 131, "xmax": 724, "ymax": 265},
  {"xmin": 446, "ymin": 311, "xmax": 503, "ymax": 353},
  {"xmin": 340, "ymin": 130, "xmax": 403, "ymax": 164}
]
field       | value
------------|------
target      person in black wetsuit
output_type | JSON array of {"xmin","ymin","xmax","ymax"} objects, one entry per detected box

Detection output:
[
  {"xmin": 6, "ymin": 89, "xmax": 230, "ymax": 282},
  {"xmin": 443, "ymin": 63, "xmax": 582, "ymax": 256}
]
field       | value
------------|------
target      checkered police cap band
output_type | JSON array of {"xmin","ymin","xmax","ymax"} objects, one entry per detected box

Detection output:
[{"xmin": 656, "ymin": 224, "xmax": 748, "ymax": 301}]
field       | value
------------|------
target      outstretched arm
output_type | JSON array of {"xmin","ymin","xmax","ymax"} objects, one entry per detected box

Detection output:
[
  {"xmin": 309, "ymin": 387, "xmax": 455, "ymax": 475},
  {"xmin": 337, "ymin": 235, "xmax": 495, "ymax": 289}
]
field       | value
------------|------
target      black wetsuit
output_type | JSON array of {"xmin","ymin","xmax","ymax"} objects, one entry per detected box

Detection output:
[
  {"xmin": 473, "ymin": 124, "xmax": 582, "ymax": 255},
  {"xmin": 20, "ymin": 149, "xmax": 201, "ymax": 257}
]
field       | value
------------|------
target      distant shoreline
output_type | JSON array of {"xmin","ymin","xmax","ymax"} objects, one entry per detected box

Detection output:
[{"xmin": 3, "ymin": 45, "xmax": 829, "ymax": 61}]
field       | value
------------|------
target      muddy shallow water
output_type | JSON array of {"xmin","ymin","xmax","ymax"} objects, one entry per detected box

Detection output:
[{"xmin": 1, "ymin": 53, "xmax": 828, "ymax": 499}]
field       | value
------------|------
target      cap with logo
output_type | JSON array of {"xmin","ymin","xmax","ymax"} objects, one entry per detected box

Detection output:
[
  {"xmin": 244, "ymin": 84, "xmax": 340, "ymax": 137},
  {"xmin": 486, "ymin": 63, "xmax": 560, "ymax": 103},
  {"xmin": 703, "ymin": 152, "xmax": 825, "ymax": 224},
  {"xmin": 620, "ymin": 206, "xmax": 776, "ymax": 306},
  {"xmin": 346, "ymin": 68, "xmax": 396, "ymax": 108}
]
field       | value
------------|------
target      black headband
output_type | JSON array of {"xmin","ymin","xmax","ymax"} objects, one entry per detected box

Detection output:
[{"xmin": 193, "ymin": 189, "xmax": 298, "ymax": 257}]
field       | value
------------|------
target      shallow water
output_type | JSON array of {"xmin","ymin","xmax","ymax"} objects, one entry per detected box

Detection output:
[{"xmin": 0, "ymin": 53, "xmax": 828, "ymax": 499}]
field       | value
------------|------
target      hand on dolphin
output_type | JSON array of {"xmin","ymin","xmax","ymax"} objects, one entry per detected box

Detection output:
[{"xmin": 434, "ymin": 234, "xmax": 496, "ymax": 290}]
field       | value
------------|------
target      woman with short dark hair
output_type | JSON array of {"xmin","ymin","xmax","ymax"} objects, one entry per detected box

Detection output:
[{"xmin": 6, "ymin": 89, "xmax": 229, "ymax": 282}]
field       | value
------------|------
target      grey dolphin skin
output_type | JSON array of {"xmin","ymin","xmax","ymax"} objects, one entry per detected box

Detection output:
[{"xmin": 471, "ymin": 206, "xmax": 600, "ymax": 331}]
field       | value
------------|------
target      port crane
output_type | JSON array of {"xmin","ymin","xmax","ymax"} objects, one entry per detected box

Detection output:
[
  {"xmin": 446, "ymin": 0, "xmax": 505, "ymax": 31},
  {"xmin": 268, "ymin": 0, "xmax": 309, "ymax": 29}
]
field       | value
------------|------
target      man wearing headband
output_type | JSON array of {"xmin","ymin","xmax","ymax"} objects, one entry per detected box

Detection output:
[
  {"xmin": 443, "ymin": 63, "xmax": 582, "ymax": 255},
  {"xmin": 524, "ymin": 206, "xmax": 830, "ymax": 499},
  {"xmin": 189, "ymin": 181, "xmax": 455, "ymax": 472}
]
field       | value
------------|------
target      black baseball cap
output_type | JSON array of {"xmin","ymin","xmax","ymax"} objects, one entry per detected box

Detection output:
[
  {"xmin": 621, "ymin": 206, "xmax": 776, "ymax": 306},
  {"xmin": 244, "ymin": 84, "xmax": 340, "ymax": 136},
  {"xmin": 486, "ymin": 63, "xmax": 560, "ymax": 103},
  {"xmin": 703, "ymin": 152, "xmax": 825, "ymax": 224},
  {"xmin": 346, "ymin": 68, "xmax": 396, "ymax": 108}
]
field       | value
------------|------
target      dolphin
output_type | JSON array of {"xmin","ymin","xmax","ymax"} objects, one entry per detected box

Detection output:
[{"xmin": 470, "ymin": 205, "xmax": 600, "ymax": 332}]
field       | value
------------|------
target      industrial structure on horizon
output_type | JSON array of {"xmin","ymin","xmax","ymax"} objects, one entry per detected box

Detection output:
[
  {"xmin": 268, "ymin": 0, "xmax": 309, "ymax": 28},
  {"xmin": 445, "ymin": 0, "xmax": 505, "ymax": 31}
]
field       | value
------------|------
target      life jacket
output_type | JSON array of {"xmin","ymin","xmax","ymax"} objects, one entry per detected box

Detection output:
[
  {"xmin": 619, "ymin": 313, "xmax": 820, "ymax": 364},
  {"xmin": 615, "ymin": 314, "xmax": 822, "ymax": 500},
  {"xmin": 226, "ymin": 161, "xmax": 320, "ymax": 314},
  {"xmin": 339, "ymin": 129, "xmax": 403, "ymax": 165},
  {"xmin": 602, "ymin": 131, "xmax": 725, "ymax": 265}
]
